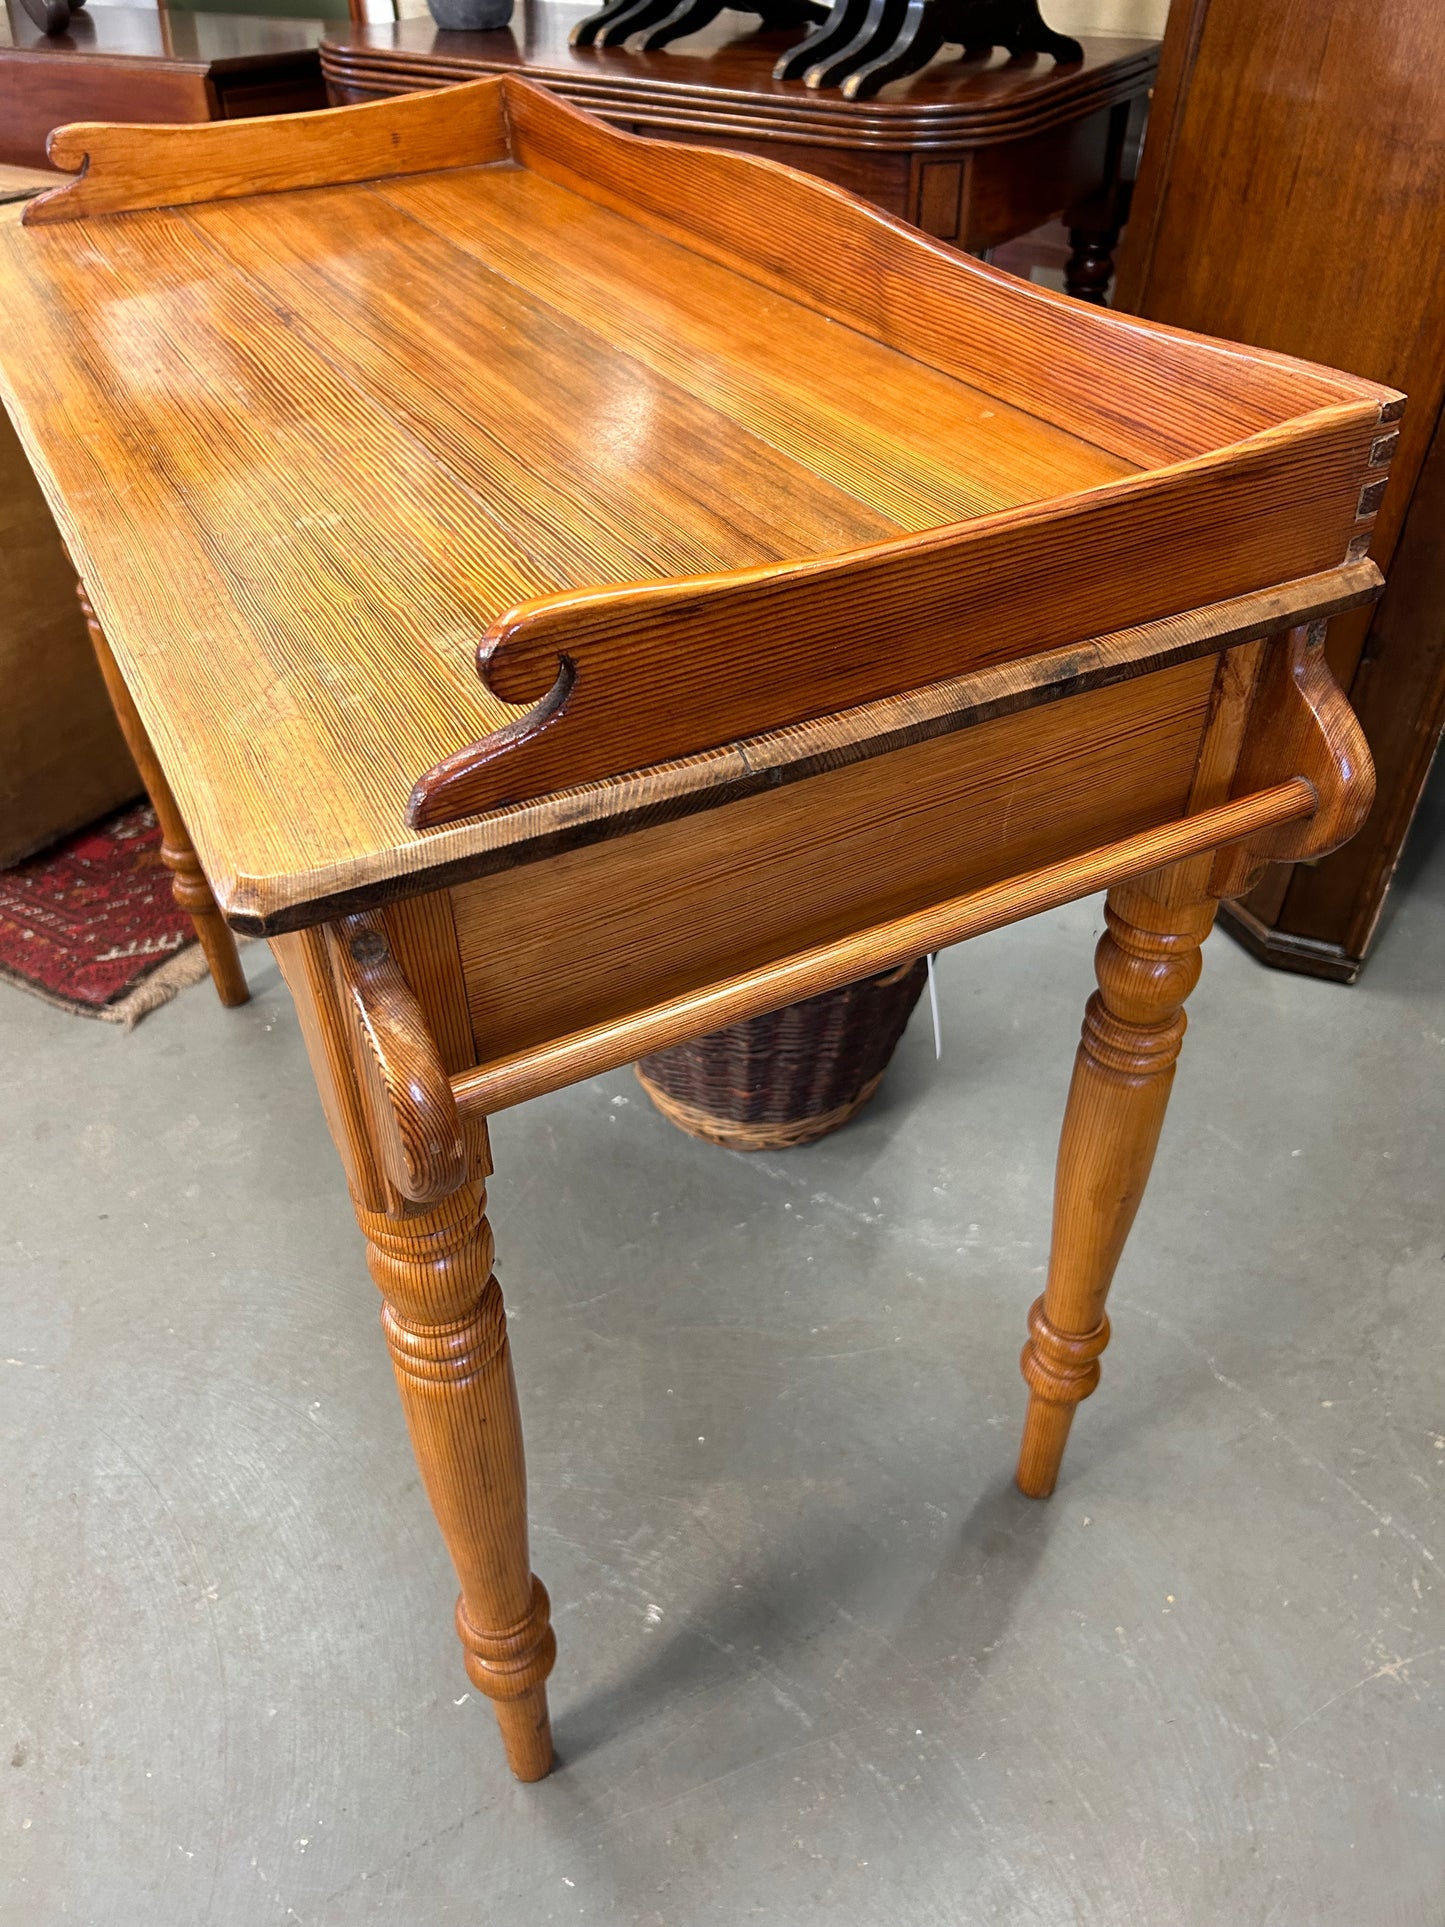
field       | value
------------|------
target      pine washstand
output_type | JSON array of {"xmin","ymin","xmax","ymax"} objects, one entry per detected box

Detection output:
[{"xmin": 0, "ymin": 79, "xmax": 1397, "ymax": 1780}]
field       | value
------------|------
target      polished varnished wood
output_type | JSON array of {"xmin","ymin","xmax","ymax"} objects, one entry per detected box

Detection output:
[
  {"xmin": 0, "ymin": 79, "xmax": 1395, "ymax": 931},
  {"xmin": 1017, "ymin": 628, "xmax": 1264, "ymax": 1496},
  {"xmin": 450, "ymin": 775, "xmax": 1316, "ymax": 1119},
  {"xmin": 0, "ymin": 9, "xmax": 327, "ymax": 171},
  {"xmin": 331, "ymin": 912, "xmax": 467, "ymax": 1207},
  {"xmin": 0, "ymin": 78, "xmax": 1390, "ymax": 1782},
  {"xmin": 273, "ymin": 921, "xmax": 555, "ymax": 1777},
  {"xmin": 445, "ymin": 657, "xmax": 1252, "ymax": 1078},
  {"xmin": 1116, "ymin": 0, "xmax": 1445, "ymax": 978},
  {"xmin": 29, "ymin": 67, "xmax": 510, "ymax": 218},
  {"xmin": 414, "ymin": 564, "xmax": 1380, "ymax": 842},
  {"xmin": 1017, "ymin": 874, "xmax": 1217, "ymax": 1495},
  {"xmin": 361, "ymin": 1174, "xmax": 556, "ymax": 1783},
  {"xmin": 319, "ymin": 8, "xmax": 1149, "ymax": 150},
  {"xmin": 322, "ymin": 8, "xmax": 1154, "ymax": 285},
  {"xmin": 1208, "ymin": 623, "xmax": 1376, "ymax": 901}
]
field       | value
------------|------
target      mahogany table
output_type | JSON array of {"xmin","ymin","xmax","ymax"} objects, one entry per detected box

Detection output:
[
  {"xmin": 0, "ymin": 79, "xmax": 1395, "ymax": 1782},
  {"xmin": 0, "ymin": 5, "xmax": 327, "ymax": 170},
  {"xmin": 322, "ymin": 8, "xmax": 1157, "ymax": 295}
]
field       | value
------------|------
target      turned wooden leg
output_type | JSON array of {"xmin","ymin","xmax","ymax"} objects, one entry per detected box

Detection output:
[
  {"xmin": 359, "ymin": 1177, "xmax": 555, "ymax": 1779},
  {"xmin": 76, "ymin": 583, "xmax": 249, "ymax": 1008},
  {"xmin": 1063, "ymin": 99, "xmax": 1133, "ymax": 306},
  {"xmin": 1063, "ymin": 221, "xmax": 1121, "ymax": 305},
  {"xmin": 1016, "ymin": 876, "xmax": 1216, "ymax": 1497}
]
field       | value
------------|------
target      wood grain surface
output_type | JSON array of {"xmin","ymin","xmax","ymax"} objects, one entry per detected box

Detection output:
[
  {"xmin": 0, "ymin": 68, "xmax": 1393, "ymax": 1792},
  {"xmin": 28, "ymin": 78, "xmax": 509, "ymax": 221},
  {"xmin": 1209, "ymin": 622, "xmax": 1376, "ymax": 899},
  {"xmin": 329, "ymin": 912, "xmax": 467, "ymax": 1209},
  {"xmin": 319, "ymin": 11, "xmax": 1156, "ymax": 152},
  {"xmin": 1013, "ymin": 632, "xmax": 1265, "ymax": 1494},
  {"xmin": 411, "ymin": 562, "xmax": 1381, "ymax": 866},
  {"xmin": 276, "ymin": 907, "xmax": 555, "ymax": 1778},
  {"xmin": 450, "ymin": 778, "xmax": 1314, "ymax": 1118},
  {"xmin": 1016, "ymin": 877, "xmax": 1217, "ymax": 1497},
  {"xmin": 0, "ymin": 76, "xmax": 1397, "ymax": 934},
  {"xmin": 1116, "ymin": 0, "xmax": 1445, "ymax": 977},
  {"xmin": 449, "ymin": 659, "xmax": 1221, "ymax": 1074},
  {"xmin": 0, "ymin": 333, "xmax": 139, "ymax": 865}
]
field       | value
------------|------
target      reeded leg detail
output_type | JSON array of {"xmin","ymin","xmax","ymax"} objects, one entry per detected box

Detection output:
[
  {"xmin": 362, "ymin": 1178, "xmax": 555, "ymax": 1780},
  {"xmin": 76, "ymin": 582, "xmax": 249, "ymax": 1007},
  {"xmin": 1016, "ymin": 876, "xmax": 1216, "ymax": 1498}
]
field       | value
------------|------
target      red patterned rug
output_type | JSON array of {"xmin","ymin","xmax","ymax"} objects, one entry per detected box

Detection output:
[{"xmin": 0, "ymin": 802, "xmax": 214, "ymax": 1025}]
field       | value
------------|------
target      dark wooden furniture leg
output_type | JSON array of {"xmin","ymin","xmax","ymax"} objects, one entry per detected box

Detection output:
[
  {"xmin": 1062, "ymin": 100, "xmax": 1131, "ymax": 304},
  {"xmin": 1017, "ymin": 871, "xmax": 1215, "ymax": 1495},
  {"xmin": 1063, "ymin": 213, "xmax": 1122, "ymax": 304},
  {"xmin": 77, "ymin": 583, "xmax": 250, "ymax": 1008}
]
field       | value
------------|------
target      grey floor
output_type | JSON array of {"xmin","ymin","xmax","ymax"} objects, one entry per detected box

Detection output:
[{"xmin": 4, "ymin": 789, "xmax": 1443, "ymax": 1927}]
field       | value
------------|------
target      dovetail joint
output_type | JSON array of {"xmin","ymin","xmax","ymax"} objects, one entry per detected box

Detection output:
[{"xmin": 1356, "ymin": 477, "xmax": 1388, "ymax": 520}]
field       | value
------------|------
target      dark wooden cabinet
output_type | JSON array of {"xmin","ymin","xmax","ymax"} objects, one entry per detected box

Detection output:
[
  {"xmin": 0, "ymin": 6, "xmax": 327, "ymax": 169},
  {"xmin": 322, "ymin": 8, "xmax": 1156, "ymax": 285},
  {"xmin": 1115, "ymin": 0, "xmax": 1445, "ymax": 979}
]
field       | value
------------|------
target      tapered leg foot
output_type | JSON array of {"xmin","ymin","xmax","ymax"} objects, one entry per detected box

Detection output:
[
  {"xmin": 1017, "ymin": 1298, "xmax": 1111, "ymax": 1497},
  {"xmin": 76, "ymin": 582, "xmax": 249, "ymax": 1007},
  {"xmin": 1016, "ymin": 876, "xmax": 1215, "ymax": 1497},
  {"xmin": 458, "ymin": 1590, "xmax": 556, "ymax": 1780},
  {"xmin": 365, "ymin": 1180, "xmax": 555, "ymax": 1780}
]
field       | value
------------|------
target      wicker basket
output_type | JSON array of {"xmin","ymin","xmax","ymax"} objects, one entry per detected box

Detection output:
[{"xmin": 636, "ymin": 959, "xmax": 927, "ymax": 1150}]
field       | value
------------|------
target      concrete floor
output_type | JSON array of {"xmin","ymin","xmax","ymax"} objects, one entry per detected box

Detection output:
[{"xmin": 3, "ymin": 792, "xmax": 1443, "ymax": 1927}]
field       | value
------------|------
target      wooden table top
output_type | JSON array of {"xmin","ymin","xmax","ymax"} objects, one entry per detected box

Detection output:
[
  {"xmin": 0, "ymin": 7, "xmax": 326, "ymax": 72},
  {"xmin": 322, "ymin": 10, "xmax": 1157, "ymax": 149},
  {"xmin": 0, "ymin": 79, "xmax": 1393, "ymax": 933}
]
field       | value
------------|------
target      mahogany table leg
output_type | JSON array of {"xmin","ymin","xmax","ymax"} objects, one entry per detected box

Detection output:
[
  {"xmin": 1062, "ymin": 99, "xmax": 1133, "ymax": 305},
  {"xmin": 359, "ymin": 1175, "xmax": 556, "ymax": 1780},
  {"xmin": 76, "ymin": 583, "xmax": 250, "ymax": 1008},
  {"xmin": 1062, "ymin": 220, "xmax": 1120, "ymax": 305},
  {"xmin": 1016, "ymin": 873, "xmax": 1216, "ymax": 1497}
]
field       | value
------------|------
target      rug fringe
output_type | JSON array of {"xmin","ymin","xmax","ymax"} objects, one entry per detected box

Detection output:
[
  {"xmin": 107, "ymin": 942, "xmax": 217, "ymax": 1027},
  {"xmin": 0, "ymin": 938, "xmax": 240, "ymax": 1027}
]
